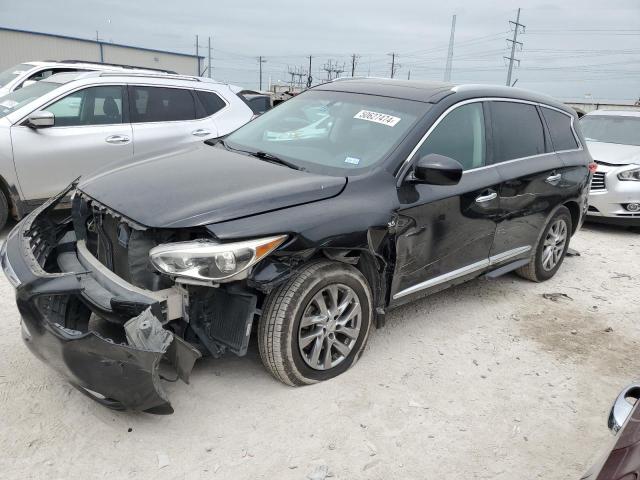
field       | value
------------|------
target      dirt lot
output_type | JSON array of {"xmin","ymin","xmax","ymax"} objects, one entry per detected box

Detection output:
[{"xmin": 0, "ymin": 221, "xmax": 638, "ymax": 480}]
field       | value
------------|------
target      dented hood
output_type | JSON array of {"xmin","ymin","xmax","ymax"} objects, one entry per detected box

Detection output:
[{"xmin": 78, "ymin": 144, "xmax": 346, "ymax": 228}]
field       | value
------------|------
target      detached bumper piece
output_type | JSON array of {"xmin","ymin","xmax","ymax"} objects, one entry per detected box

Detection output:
[{"xmin": 2, "ymin": 187, "xmax": 200, "ymax": 414}]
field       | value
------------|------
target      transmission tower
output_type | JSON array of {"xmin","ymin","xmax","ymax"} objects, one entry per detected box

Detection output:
[
  {"xmin": 444, "ymin": 14, "xmax": 456, "ymax": 82},
  {"xmin": 504, "ymin": 8, "xmax": 525, "ymax": 86},
  {"xmin": 322, "ymin": 60, "xmax": 345, "ymax": 81}
]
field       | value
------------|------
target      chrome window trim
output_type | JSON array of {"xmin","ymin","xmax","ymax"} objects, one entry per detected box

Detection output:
[
  {"xmin": 392, "ymin": 245, "xmax": 531, "ymax": 300},
  {"xmin": 397, "ymin": 97, "xmax": 583, "ymax": 182}
]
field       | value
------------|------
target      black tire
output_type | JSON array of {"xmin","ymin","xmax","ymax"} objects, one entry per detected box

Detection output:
[
  {"xmin": 258, "ymin": 260, "xmax": 373, "ymax": 386},
  {"xmin": 0, "ymin": 190, "xmax": 8, "ymax": 232},
  {"xmin": 516, "ymin": 206, "xmax": 572, "ymax": 282}
]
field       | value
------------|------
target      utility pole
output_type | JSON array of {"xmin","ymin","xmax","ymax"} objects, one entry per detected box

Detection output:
[
  {"xmin": 207, "ymin": 36, "xmax": 212, "ymax": 79},
  {"xmin": 504, "ymin": 8, "xmax": 525, "ymax": 86},
  {"xmin": 307, "ymin": 55, "xmax": 313, "ymax": 88},
  {"xmin": 195, "ymin": 35, "xmax": 200, "ymax": 76},
  {"xmin": 351, "ymin": 54, "xmax": 359, "ymax": 77},
  {"xmin": 258, "ymin": 56, "xmax": 267, "ymax": 90},
  {"xmin": 388, "ymin": 53, "xmax": 400, "ymax": 78},
  {"xmin": 407, "ymin": 70, "xmax": 411, "ymax": 80},
  {"xmin": 96, "ymin": 30, "xmax": 104, "ymax": 63},
  {"xmin": 444, "ymin": 14, "xmax": 456, "ymax": 82}
]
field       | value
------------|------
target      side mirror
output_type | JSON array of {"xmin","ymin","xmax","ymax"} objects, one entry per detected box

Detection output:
[
  {"xmin": 26, "ymin": 111, "xmax": 54, "ymax": 129},
  {"xmin": 21, "ymin": 80, "xmax": 37, "ymax": 88},
  {"xmin": 410, "ymin": 153, "xmax": 463, "ymax": 186}
]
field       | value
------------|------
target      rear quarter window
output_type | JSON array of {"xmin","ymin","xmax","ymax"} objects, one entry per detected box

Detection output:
[
  {"xmin": 541, "ymin": 107, "xmax": 579, "ymax": 151},
  {"xmin": 490, "ymin": 101, "xmax": 546, "ymax": 163},
  {"xmin": 195, "ymin": 90, "xmax": 226, "ymax": 118}
]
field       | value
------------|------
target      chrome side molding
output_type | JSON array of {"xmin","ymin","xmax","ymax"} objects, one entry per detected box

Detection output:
[{"xmin": 393, "ymin": 245, "xmax": 531, "ymax": 300}]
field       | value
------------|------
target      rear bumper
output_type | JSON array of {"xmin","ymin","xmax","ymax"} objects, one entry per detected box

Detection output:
[{"xmin": 1, "ymin": 188, "xmax": 198, "ymax": 413}]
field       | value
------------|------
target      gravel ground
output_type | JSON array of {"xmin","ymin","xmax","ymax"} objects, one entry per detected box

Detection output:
[{"xmin": 0, "ymin": 220, "xmax": 638, "ymax": 480}]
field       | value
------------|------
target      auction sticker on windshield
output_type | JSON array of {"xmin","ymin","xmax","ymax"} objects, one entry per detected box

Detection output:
[{"xmin": 354, "ymin": 110, "xmax": 401, "ymax": 127}]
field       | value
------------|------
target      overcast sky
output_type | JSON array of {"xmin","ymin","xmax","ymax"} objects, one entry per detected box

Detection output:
[{"xmin": 1, "ymin": 0, "xmax": 639, "ymax": 101}]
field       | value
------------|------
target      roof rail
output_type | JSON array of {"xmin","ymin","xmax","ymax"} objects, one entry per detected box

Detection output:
[
  {"xmin": 97, "ymin": 71, "xmax": 202, "ymax": 81},
  {"xmin": 59, "ymin": 59, "xmax": 176, "ymax": 74}
]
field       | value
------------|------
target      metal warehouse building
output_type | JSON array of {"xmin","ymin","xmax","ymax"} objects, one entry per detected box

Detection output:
[{"xmin": 0, "ymin": 27, "xmax": 203, "ymax": 75}]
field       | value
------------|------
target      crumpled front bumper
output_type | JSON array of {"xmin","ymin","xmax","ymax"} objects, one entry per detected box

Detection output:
[{"xmin": 1, "ymin": 187, "xmax": 199, "ymax": 414}]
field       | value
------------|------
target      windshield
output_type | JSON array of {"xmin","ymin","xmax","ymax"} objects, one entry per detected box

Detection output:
[
  {"xmin": 0, "ymin": 63, "xmax": 33, "ymax": 89},
  {"xmin": 225, "ymin": 90, "xmax": 429, "ymax": 175},
  {"xmin": 0, "ymin": 80, "xmax": 60, "ymax": 119},
  {"xmin": 581, "ymin": 115, "xmax": 640, "ymax": 147}
]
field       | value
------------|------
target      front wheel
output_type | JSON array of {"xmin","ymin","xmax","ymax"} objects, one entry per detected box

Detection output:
[
  {"xmin": 516, "ymin": 206, "xmax": 572, "ymax": 282},
  {"xmin": 258, "ymin": 260, "xmax": 373, "ymax": 386}
]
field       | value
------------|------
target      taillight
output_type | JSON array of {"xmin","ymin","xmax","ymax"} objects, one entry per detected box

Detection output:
[{"xmin": 588, "ymin": 162, "xmax": 598, "ymax": 173}]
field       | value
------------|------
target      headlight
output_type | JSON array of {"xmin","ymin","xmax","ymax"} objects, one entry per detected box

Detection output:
[
  {"xmin": 618, "ymin": 167, "xmax": 640, "ymax": 181},
  {"xmin": 149, "ymin": 235, "xmax": 287, "ymax": 282}
]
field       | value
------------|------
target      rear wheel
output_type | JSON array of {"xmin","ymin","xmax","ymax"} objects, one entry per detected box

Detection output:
[
  {"xmin": 516, "ymin": 206, "xmax": 572, "ymax": 282},
  {"xmin": 258, "ymin": 260, "xmax": 373, "ymax": 386}
]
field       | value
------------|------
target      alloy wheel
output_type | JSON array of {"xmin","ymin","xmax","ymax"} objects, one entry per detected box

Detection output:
[
  {"xmin": 542, "ymin": 218, "xmax": 568, "ymax": 271},
  {"xmin": 298, "ymin": 284, "xmax": 361, "ymax": 370}
]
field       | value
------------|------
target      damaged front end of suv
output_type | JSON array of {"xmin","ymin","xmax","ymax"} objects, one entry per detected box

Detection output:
[{"xmin": 1, "ymin": 183, "xmax": 295, "ymax": 413}]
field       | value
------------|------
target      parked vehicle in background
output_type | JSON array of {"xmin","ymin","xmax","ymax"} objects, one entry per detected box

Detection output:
[
  {"xmin": 0, "ymin": 60, "xmax": 174, "ymax": 97},
  {"xmin": 0, "ymin": 71, "xmax": 254, "ymax": 230},
  {"xmin": 238, "ymin": 90, "xmax": 274, "ymax": 115},
  {"xmin": 582, "ymin": 110, "xmax": 640, "ymax": 226},
  {"xmin": 582, "ymin": 383, "xmax": 640, "ymax": 479},
  {"xmin": 0, "ymin": 79, "xmax": 593, "ymax": 413}
]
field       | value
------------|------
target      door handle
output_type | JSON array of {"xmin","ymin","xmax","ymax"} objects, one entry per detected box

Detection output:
[
  {"xmin": 546, "ymin": 173, "xmax": 562, "ymax": 184},
  {"xmin": 475, "ymin": 191, "xmax": 497, "ymax": 203},
  {"xmin": 191, "ymin": 129, "xmax": 211, "ymax": 137},
  {"xmin": 105, "ymin": 135, "xmax": 130, "ymax": 144}
]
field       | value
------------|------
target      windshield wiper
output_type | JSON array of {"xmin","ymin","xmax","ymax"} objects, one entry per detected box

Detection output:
[
  {"xmin": 249, "ymin": 151, "xmax": 303, "ymax": 171},
  {"xmin": 213, "ymin": 140, "xmax": 303, "ymax": 171}
]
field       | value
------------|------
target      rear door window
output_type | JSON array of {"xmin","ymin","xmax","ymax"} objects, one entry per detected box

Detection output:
[
  {"xmin": 541, "ymin": 107, "xmax": 578, "ymax": 151},
  {"xmin": 130, "ymin": 86, "xmax": 196, "ymax": 123},
  {"xmin": 490, "ymin": 101, "xmax": 546, "ymax": 162}
]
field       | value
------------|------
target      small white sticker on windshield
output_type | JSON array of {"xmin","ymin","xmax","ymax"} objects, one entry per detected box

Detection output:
[
  {"xmin": 345, "ymin": 157, "xmax": 360, "ymax": 165},
  {"xmin": 354, "ymin": 110, "xmax": 401, "ymax": 127}
]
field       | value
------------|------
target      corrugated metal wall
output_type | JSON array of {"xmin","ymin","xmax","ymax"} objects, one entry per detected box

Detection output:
[
  {"xmin": 103, "ymin": 45, "xmax": 197, "ymax": 74},
  {"xmin": 0, "ymin": 29, "xmax": 200, "ymax": 75}
]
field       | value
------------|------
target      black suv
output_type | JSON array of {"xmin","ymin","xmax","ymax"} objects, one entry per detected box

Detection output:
[{"xmin": 1, "ymin": 79, "xmax": 593, "ymax": 413}]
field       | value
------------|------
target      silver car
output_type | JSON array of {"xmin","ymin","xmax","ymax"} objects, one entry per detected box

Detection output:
[
  {"xmin": 582, "ymin": 110, "xmax": 640, "ymax": 226},
  {"xmin": 0, "ymin": 71, "xmax": 254, "ymax": 229}
]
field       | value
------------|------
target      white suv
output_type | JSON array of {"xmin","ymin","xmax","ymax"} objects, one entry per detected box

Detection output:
[
  {"xmin": 0, "ymin": 60, "xmax": 173, "ymax": 98},
  {"xmin": 0, "ymin": 71, "xmax": 254, "ymax": 229}
]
